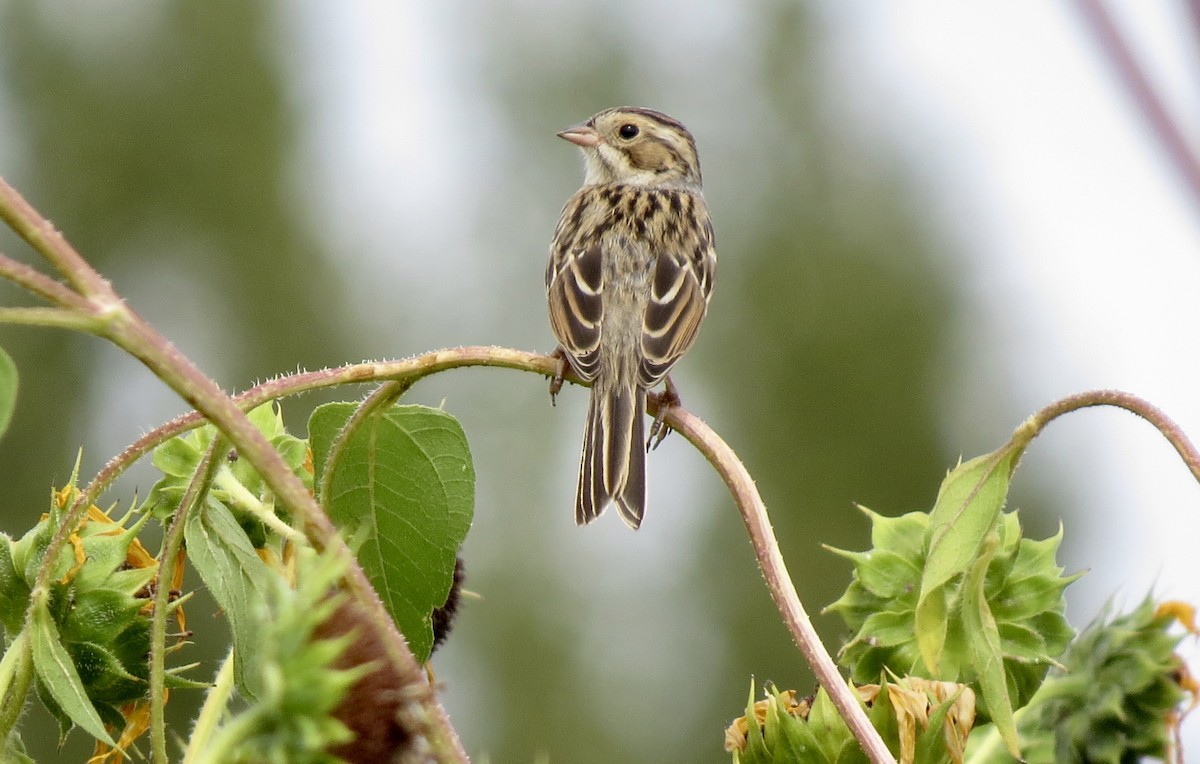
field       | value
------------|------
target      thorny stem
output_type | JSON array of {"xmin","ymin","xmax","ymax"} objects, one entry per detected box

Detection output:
[
  {"xmin": 6, "ymin": 166, "xmax": 1200, "ymax": 760},
  {"xmin": 0, "ymin": 176, "xmax": 469, "ymax": 763}
]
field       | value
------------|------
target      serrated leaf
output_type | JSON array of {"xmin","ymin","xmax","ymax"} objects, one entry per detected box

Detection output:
[
  {"xmin": 184, "ymin": 497, "xmax": 273, "ymax": 697},
  {"xmin": 0, "ymin": 346, "xmax": 15, "ymax": 441},
  {"xmin": 309, "ymin": 402, "xmax": 474, "ymax": 663},
  {"xmin": 863, "ymin": 506, "xmax": 927, "ymax": 561},
  {"xmin": 916, "ymin": 446, "xmax": 1022, "ymax": 673},
  {"xmin": 29, "ymin": 601, "xmax": 114, "ymax": 745}
]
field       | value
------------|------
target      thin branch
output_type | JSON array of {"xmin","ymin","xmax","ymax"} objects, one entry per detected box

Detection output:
[
  {"xmin": 80, "ymin": 347, "xmax": 894, "ymax": 761},
  {"xmin": 85, "ymin": 349, "xmax": 561, "ymax": 504},
  {"xmin": 0, "ymin": 180, "xmax": 470, "ymax": 762},
  {"xmin": 0, "ymin": 253, "xmax": 92, "ymax": 309},
  {"xmin": 1021, "ymin": 388, "xmax": 1200, "ymax": 482},
  {"xmin": 0, "ymin": 306, "xmax": 103, "ymax": 331},
  {"xmin": 660, "ymin": 400, "xmax": 895, "ymax": 763},
  {"xmin": 1071, "ymin": 0, "xmax": 1200, "ymax": 214},
  {"xmin": 0, "ymin": 177, "xmax": 112, "ymax": 298}
]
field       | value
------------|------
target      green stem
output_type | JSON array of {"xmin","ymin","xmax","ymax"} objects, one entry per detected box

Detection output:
[
  {"xmin": 149, "ymin": 437, "xmax": 224, "ymax": 764},
  {"xmin": 0, "ymin": 306, "xmax": 104, "ymax": 331},
  {"xmin": 0, "ymin": 629, "xmax": 32, "ymax": 745},
  {"xmin": 213, "ymin": 465, "xmax": 305, "ymax": 544},
  {"xmin": 182, "ymin": 649, "xmax": 237, "ymax": 764}
]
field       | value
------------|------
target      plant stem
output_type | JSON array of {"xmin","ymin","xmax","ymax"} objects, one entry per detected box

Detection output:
[
  {"xmin": 660, "ymin": 398, "xmax": 896, "ymax": 764},
  {"xmin": 26, "ymin": 337, "xmax": 1200, "ymax": 764},
  {"xmin": 182, "ymin": 649, "xmax": 237, "ymax": 764},
  {"xmin": 1070, "ymin": 0, "xmax": 1200, "ymax": 215},
  {"xmin": 0, "ymin": 306, "xmax": 104, "ymax": 331},
  {"xmin": 0, "ymin": 177, "xmax": 111, "ymax": 297},
  {"xmin": 0, "ymin": 253, "xmax": 92, "ymax": 308},
  {"xmin": 1022, "ymin": 389, "xmax": 1200, "ymax": 483},
  {"xmin": 149, "ymin": 437, "xmax": 223, "ymax": 764},
  {"xmin": 0, "ymin": 177, "xmax": 469, "ymax": 763}
]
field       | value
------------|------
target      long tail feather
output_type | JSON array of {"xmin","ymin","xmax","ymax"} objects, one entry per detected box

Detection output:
[{"xmin": 576, "ymin": 385, "xmax": 645, "ymax": 528}]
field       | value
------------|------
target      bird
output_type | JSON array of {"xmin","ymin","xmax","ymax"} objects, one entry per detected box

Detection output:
[{"xmin": 546, "ymin": 106, "xmax": 716, "ymax": 529}]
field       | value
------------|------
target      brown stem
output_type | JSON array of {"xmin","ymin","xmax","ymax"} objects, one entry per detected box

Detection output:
[
  {"xmin": 0, "ymin": 253, "xmax": 92, "ymax": 309},
  {"xmin": 1022, "ymin": 388, "xmax": 1200, "ymax": 483},
  {"xmin": 80, "ymin": 347, "xmax": 893, "ymax": 760},
  {"xmin": 0, "ymin": 176, "xmax": 468, "ymax": 762},
  {"xmin": 656, "ymin": 396, "xmax": 896, "ymax": 764},
  {"xmin": 0, "ymin": 177, "xmax": 112, "ymax": 297},
  {"xmin": 1071, "ymin": 0, "xmax": 1200, "ymax": 215}
]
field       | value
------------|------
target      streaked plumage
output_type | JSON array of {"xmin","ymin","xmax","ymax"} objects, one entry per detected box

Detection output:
[{"xmin": 546, "ymin": 107, "xmax": 716, "ymax": 529}]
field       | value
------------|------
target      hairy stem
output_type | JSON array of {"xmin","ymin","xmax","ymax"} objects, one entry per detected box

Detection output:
[
  {"xmin": 149, "ymin": 437, "xmax": 223, "ymax": 764},
  {"xmin": 182, "ymin": 649, "xmax": 238, "ymax": 764},
  {"xmin": 0, "ymin": 178, "xmax": 469, "ymax": 762},
  {"xmin": 0, "ymin": 253, "xmax": 92, "ymax": 309},
  {"xmin": 659, "ymin": 399, "xmax": 895, "ymax": 763},
  {"xmin": 1020, "ymin": 389, "xmax": 1200, "ymax": 483}
]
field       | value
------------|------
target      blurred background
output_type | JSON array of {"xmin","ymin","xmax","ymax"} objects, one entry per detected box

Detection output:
[{"xmin": 1, "ymin": 1, "xmax": 1198, "ymax": 761}]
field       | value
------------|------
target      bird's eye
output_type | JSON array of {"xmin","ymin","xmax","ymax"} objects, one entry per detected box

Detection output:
[{"xmin": 618, "ymin": 123, "xmax": 639, "ymax": 139}]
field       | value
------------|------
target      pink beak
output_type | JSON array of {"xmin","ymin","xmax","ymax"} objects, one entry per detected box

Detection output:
[{"xmin": 557, "ymin": 123, "xmax": 601, "ymax": 148}]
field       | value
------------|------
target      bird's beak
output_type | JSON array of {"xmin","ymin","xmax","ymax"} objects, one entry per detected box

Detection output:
[{"xmin": 557, "ymin": 122, "xmax": 600, "ymax": 148}]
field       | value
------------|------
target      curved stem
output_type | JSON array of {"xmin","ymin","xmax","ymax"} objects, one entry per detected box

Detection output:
[
  {"xmin": 658, "ymin": 398, "xmax": 895, "ymax": 764},
  {"xmin": 317, "ymin": 381, "xmax": 410, "ymax": 505},
  {"xmin": 0, "ymin": 178, "xmax": 469, "ymax": 762},
  {"xmin": 74, "ymin": 346, "xmax": 893, "ymax": 758},
  {"xmin": 1020, "ymin": 389, "xmax": 1200, "ymax": 483}
]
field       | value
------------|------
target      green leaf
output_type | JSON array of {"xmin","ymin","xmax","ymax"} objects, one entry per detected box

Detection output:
[
  {"xmin": 184, "ymin": 497, "xmax": 274, "ymax": 697},
  {"xmin": 915, "ymin": 446, "xmax": 1022, "ymax": 673},
  {"xmin": 29, "ymin": 601, "xmax": 114, "ymax": 746},
  {"xmin": 962, "ymin": 533, "xmax": 1019, "ymax": 757},
  {"xmin": 310, "ymin": 402, "xmax": 475, "ymax": 663},
  {"xmin": 0, "ymin": 346, "xmax": 15, "ymax": 441}
]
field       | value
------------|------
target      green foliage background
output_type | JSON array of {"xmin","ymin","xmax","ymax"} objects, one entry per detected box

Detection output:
[{"xmin": 0, "ymin": 2, "xmax": 1004, "ymax": 762}]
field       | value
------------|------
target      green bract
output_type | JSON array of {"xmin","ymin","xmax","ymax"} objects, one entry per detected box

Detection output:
[
  {"xmin": 825, "ymin": 509, "xmax": 1078, "ymax": 721},
  {"xmin": 1003, "ymin": 598, "xmax": 1191, "ymax": 763},
  {"xmin": 145, "ymin": 402, "xmax": 311, "ymax": 540},
  {"xmin": 0, "ymin": 489, "xmax": 194, "ymax": 743}
]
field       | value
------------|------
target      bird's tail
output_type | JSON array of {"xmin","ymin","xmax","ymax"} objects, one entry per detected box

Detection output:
[{"xmin": 576, "ymin": 384, "xmax": 646, "ymax": 529}]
